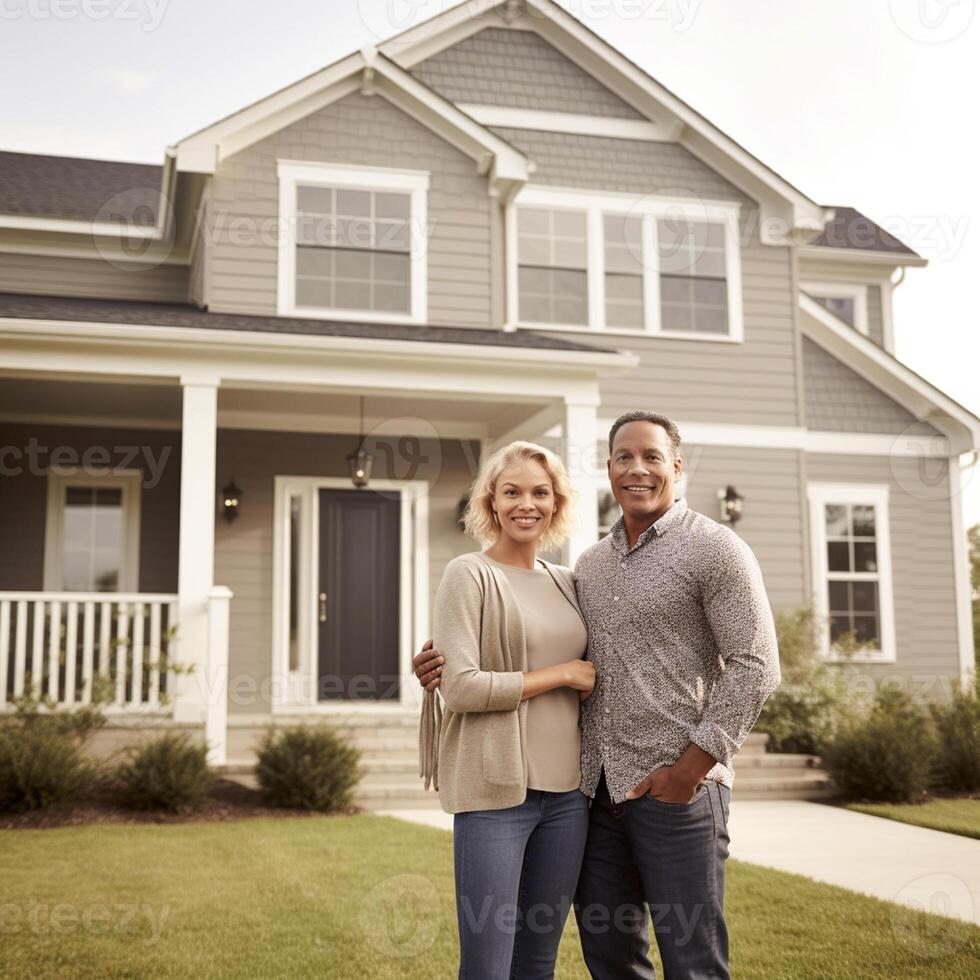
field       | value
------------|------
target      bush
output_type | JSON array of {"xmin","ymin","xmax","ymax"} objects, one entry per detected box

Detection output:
[
  {"xmin": 0, "ymin": 724, "xmax": 97, "ymax": 812},
  {"xmin": 114, "ymin": 733, "xmax": 212, "ymax": 813},
  {"xmin": 822, "ymin": 687, "xmax": 939, "ymax": 803},
  {"xmin": 929, "ymin": 684, "xmax": 980, "ymax": 793},
  {"xmin": 757, "ymin": 608, "xmax": 867, "ymax": 754},
  {"xmin": 0, "ymin": 689, "xmax": 110, "ymax": 813},
  {"xmin": 255, "ymin": 724, "xmax": 361, "ymax": 812}
]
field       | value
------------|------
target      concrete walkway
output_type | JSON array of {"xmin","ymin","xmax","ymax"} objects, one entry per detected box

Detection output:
[{"xmin": 375, "ymin": 801, "xmax": 980, "ymax": 925}]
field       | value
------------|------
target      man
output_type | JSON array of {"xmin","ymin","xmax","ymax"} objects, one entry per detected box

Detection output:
[{"xmin": 414, "ymin": 410, "xmax": 781, "ymax": 978}]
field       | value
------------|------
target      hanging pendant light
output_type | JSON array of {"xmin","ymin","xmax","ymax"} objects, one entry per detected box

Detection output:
[{"xmin": 347, "ymin": 395, "xmax": 375, "ymax": 489}]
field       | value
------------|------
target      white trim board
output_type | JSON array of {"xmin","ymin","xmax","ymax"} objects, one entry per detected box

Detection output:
[
  {"xmin": 591, "ymin": 419, "xmax": 958, "ymax": 459},
  {"xmin": 806, "ymin": 482, "xmax": 897, "ymax": 664},
  {"xmin": 948, "ymin": 457, "xmax": 977, "ymax": 687},
  {"xmin": 271, "ymin": 476, "xmax": 429, "ymax": 711},
  {"xmin": 456, "ymin": 104, "xmax": 671, "ymax": 141}
]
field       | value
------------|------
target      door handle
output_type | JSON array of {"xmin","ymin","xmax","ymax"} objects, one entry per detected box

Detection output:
[{"xmin": 319, "ymin": 592, "xmax": 327, "ymax": 623}]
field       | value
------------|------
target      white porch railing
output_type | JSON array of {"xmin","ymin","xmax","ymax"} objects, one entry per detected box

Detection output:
[{"xmin": 0, "ymin": 592, "xmax": 178, "ymax": 712}]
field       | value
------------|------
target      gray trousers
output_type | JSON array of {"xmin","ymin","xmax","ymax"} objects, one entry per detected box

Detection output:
[{"xmin": 574, "ymin": 769, "xmax": 732, "ymax": 980}]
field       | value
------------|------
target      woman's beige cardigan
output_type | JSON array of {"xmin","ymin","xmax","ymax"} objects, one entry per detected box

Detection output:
[{"xmin": 418, "ymin": 551, "xmax": 584, "ymax": 814}]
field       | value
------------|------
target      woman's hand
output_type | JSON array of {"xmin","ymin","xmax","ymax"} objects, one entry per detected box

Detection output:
[{"xmin": 563, "ymin": 659, "xmax": 596, "ymax": 694}]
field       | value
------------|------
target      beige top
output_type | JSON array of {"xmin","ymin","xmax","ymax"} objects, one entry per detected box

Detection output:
[
  {"xmin": 418, "ymin": 551, "xmax": 585, "ymax": 814},
  {"xmin": 482, "ymin": 555, "xmax": 586, "ymax": 792}
]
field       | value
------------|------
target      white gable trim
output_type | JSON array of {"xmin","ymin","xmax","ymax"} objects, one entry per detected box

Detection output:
[
  {"xmin": 174, "ymin": 48, "xmax": 529, "ymax": 192},
  {"xmin": 457, "ymin": 104, "xmax": 671, "ymax": 141},
  {"xmin": 799, "ymin": 292, "xmax": 980, "ymax": 454},
  {"xmin": 382, "ymin": 0, "xmax": 830, "ymax": 244}
]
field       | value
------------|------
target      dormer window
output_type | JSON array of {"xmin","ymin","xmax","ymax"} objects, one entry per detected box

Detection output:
[
  {"xmin": 277, "ymin": 161, "xmax": 428, "ymax": 324},
  {"xmin": 801, "ymin": 281, "xmax": 868, "ymax": 335},
  {"xmin": 508, "ymin": 187, "xmax": 742, "ymax": 341}
]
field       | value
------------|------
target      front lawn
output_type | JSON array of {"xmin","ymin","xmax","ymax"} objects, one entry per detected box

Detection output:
[
  {"xmin": 845, "ymin": 797, "xmax": 980, "ymax": 840},
  {"xmin": 2, "ymin": 815, "xmax": 978, "ymax": 979}
]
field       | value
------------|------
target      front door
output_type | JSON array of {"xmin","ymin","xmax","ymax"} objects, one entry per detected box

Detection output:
[{"xmin": 317, "ymin": 489, "xmax": 401, "ymax": 701}]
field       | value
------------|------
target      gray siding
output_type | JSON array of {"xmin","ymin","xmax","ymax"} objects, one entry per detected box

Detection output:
[
  {"xmin": 412, "ymin": 27, "xmax": 644, "ymax": 118},
  {"xmin": 0, "ymin": 422, "xmax": 180, "ymax": 593},
  {"xmin": 496, "ymin": 130, "xmax": 799, "ymax": 426},
  {"xmin": 213, "ymin": 429, "xmax": 479, "ymax": 714},
  {"xmin": 805, "ymin": 453, "xmax": 960, "ymax": 685},
  {"xmin": 0, "ymin": 251, "xmax": 189, "ymax": 303},
  {"xmin": 802, "ymin": 336, "xmax": 940, "ymax": 435},
  {"xmin": 866, "ymin": 284, "xmax": 883, "ymax": 346},
  {"xmin": 208, "ymin": 92, "xmax": 493, "ymax": 326},
  {"xmin": 682, "ymin": 445, "xmax": 807, "ymax": 611}
]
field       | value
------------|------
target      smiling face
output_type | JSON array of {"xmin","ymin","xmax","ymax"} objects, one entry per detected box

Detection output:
[
  {"xmin": 607, "ymin": 420, "xmax": 682, "ymax": 527},
  {"xmin": 491, "ymin": 458, "xmax": 556, "ymax": 547}
]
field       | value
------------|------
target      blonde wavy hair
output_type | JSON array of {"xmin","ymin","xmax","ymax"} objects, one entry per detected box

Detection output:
[{"xmin": 462, "ymin": 441, "xmax": 577, "ymax": 551}]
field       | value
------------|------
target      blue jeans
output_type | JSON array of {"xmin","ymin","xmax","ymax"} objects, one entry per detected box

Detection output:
[
  {"xmin": 453, "ymin": 787, "xmax": 590, "ymax": 979},
  {"xmin": 574, "ymin": 769, "xmax": 732, "ymax": 980}
]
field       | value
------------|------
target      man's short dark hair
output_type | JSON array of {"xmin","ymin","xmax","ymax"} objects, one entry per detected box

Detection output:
[{"xmin": 608, "ymin": 411, "xmax": 682, "ymax": 458}]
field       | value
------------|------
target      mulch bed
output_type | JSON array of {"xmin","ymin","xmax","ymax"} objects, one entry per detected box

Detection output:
[{"xmin": 0, "ymin": 778, "xmax": 358, "ymax": 830}]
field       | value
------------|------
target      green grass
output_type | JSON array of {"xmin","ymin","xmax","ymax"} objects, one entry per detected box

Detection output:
[
  {"xmin": 846, "ymin": 797, "xmax": 980, "ymax": 840},
  {"xmin": 2, "ymin": 815, "xmax": 979, "ymax": 979}
]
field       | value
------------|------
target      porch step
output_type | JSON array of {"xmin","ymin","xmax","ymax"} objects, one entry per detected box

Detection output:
[
  {"xmin": 731, "ymin": 772, "xmax": 835, "ymax": 801},
  {"xmin": 733, "ymin": 752, "xmax": 822, "ymax": 770}
]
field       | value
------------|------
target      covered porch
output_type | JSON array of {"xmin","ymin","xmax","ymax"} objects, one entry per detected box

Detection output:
[{"xmin": 0, "ymin": 301, "xmax": 632, "ymax": 767}]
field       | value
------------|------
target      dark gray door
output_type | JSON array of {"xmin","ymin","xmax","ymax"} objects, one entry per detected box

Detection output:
[{"xmin": 317, "ymin": 489, "xmax": 401, "ymax": 701}]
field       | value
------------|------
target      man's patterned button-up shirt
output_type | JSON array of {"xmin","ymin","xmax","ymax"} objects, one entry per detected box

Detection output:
[{"xmin": 574, "ymin": 497, "xmax": 781, "ymax": 805}]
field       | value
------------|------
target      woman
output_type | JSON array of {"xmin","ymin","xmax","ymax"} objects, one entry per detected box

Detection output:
[{"xmin": 419, "ymin": 440, "xmax": 595, "ymax": 979}]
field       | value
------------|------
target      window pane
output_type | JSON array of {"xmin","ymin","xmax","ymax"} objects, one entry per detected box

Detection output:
[
  {"xmin": 295, "ymin": 277, "xmax": 333, "ymax": 307},
  {"xmin": 814, "ymin": 295, "xmax": 856, "ymax": 326},
  {"xmin": 334, "ymin": 279, "xmax": 372, "ymax": 310},
  {"xmin": 335, "ymin": 188, "xmax": 371, "ymax": 218},
  {"xmin": 375, "ymin": 192, "xmax": 410, "ymax": 221},
  {"xmin": 852, "ymin": 580, "xmax": 878, "ymax": 613},
  {"xmin": 288, "ymin": 495, "xmax": 301, "ymax": 672},
  {"xmin": 553, "ymin": 209, "xmax": 587, "ymax": 240},
  {"xmin": 830, "ymin": 614, "xmax": 852, "ymax": 643},
  {"xmin": 62, "ymin": 485, "xmax": 124, "ymax": 592},
  {"xmin": 296, "ymin": 185, "xmax": 333, "ymax": 214},
  {"xmin": 825, "ymin": 504, "xmax": 848, "ymax": 537},
  {"xmin": 853, "ymin": 541, "xmax": 878, "ymax": 573},
  {"xmin": 519, "ymin": 266, "xmax": 588, "ymax": 325},
  {"xmin": 828, "ymin": 580, "xmax": 850, "ymax": 612},
  {"xmin": 852, "ymin": 505, "xmax": 876, "ymax": 537},
  {"xmin": 518, "ymin": 207, "xmax": 549, "ymax": 236},
  {"xmin": 827, "ymin": 540, "xmax": 851, "ymax": 572},
  {"xmin": 852, "ymin": 614, "xmax": 879, "ymax": 644}
]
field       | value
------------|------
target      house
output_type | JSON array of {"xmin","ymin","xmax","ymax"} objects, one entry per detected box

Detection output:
[{"xmin": 1, "ymin": 0, "xmax": 977, "ymax": 804}]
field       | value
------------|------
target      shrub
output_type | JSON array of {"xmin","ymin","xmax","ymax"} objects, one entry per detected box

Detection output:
[
  {"xmin": 822, "ymin": 687, "xmax": 939, "ymax": 803},
  {"xmin": 255, "ymin": 724, "xmax": 361, "ymax": 812},
  {"xmin": 0, "ymin": 724, "xmax": 97, "ymax": 812},
  {"xmin": 0, "ymin": 688, "xmax": 110, "ymax": 813},
  {"xmin": 757, "ymin": 608, "xmax": 868, "ymax": 754},
  {"xmin": 929, "ymin": 684, "xmax": 980, "ymax": 793},
  {"xmin": 114, "ymin": 732, "xmax": 212, "ymax": 813}
]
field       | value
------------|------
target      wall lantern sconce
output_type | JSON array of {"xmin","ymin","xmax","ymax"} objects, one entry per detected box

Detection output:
[
  {"xmin": 221, "ymin": 479, "xmax": 242, "ymax": 523},
  {"xmin": 347, "ymin": 395, "xmax": 375, "ymax": 489},
  {"xmin": 718, "ymin": 485, "xmax": 744, "ymax": 526}
]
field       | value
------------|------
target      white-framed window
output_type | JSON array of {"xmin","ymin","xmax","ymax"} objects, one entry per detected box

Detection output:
[
  {"xmin": 506, "ymin": 186, "xmax": 743, "ymax": 341},
  {"xmin": 801, "ymin": 281, "xmax": 869, "ymax": 335},
  {"xmin": 43, "ymin": 469, "xmax": 142, "ymax": 593},
  {"xmin": 276, "ymin": 160, "xmax": 429, "ymax": 324},
  {"xmin": 807, "ymin": 483, "xmax": 895, "ymax": 662}
]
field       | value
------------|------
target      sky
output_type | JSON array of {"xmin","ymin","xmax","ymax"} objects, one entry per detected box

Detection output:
[{"xmin": 1, "ymin": 0, "xmax": 978, "ymax": 528}]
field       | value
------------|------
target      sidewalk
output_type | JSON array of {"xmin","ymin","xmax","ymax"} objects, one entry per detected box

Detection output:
[{"xmin": 375, "ymin": 800, "xmax": 980, "ymax": 925}]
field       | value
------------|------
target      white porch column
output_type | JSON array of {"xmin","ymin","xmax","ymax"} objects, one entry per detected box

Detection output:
[
  {"xmin": 563, "ymin": 398, "xmax": 600, "ymax": 567},
  {"xmin": 206, "ymin": 586, "xmax": 232, "ymax": 765},
  {"xmin": 173, "ymin": 377, "xmax": 219, "ymax": 725}
]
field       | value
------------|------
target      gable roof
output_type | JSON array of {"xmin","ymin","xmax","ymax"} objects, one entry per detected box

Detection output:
[
  {"xmin": 381, "ymin": 0, "xmax": 832, "ymax": 244},
  {"xmin": 173, "ymin": 46, "xmax": 530, "ymax": 195},
  {"xmin": 799, "ymin": 292, "xmax": 980, "ymax": 452}
]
